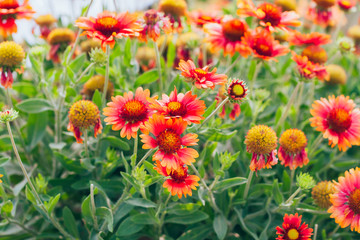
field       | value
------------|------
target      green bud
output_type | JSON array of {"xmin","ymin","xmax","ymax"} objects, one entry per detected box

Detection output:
[
  {"xmin": 296, "ymin": 172, "xmax": 316, "ymax": 190},
  {"xmin": 0, "ymin": 109, "xmax": 19, "ymax": 123},
  {"xmin": 337, "ymin": 37, "xmax": 355, "ymax": 53},
  {"xmin": 89, "ymin": 47, "xmax": 108, "ymax": 66}
]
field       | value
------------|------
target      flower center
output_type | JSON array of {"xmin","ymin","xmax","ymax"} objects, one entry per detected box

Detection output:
[
  {"xmin": 279, "ymin": 129, "xmax": 307, "ymax": 154},
  {"xmin": 69, "ymin": 100, "xmax": 100, "ymax": 128},
  {"xmin": 287, "ymin": 229, "xmax": 299, "ymax": 240},
  {"xmin": 167, "ymin": 101, "xmax": 186, "ymax": 116},
  {"xmin": 191, "ymin": 68, "xmax": 209, "ymax": 80},
  {"xmin": 169, "ymin": 166, "xmax": 188, "ymax": 182},
  {"xmin": 95, "ymin": 17, "xmax": 120, "ymax": 37},
  {"xmin": 302, "ymin": 46, "xmax": 327, "ymax": 64},
  {"xmin": 254, "ymin": 41, "xmax": 273, "ymax": 56},
  {"xmin": 245, "ymin": 125, "xmax": 277, "ymax": 155},
  {"xmin": 258, "ymin": 3, "xmax": 282, "ymax": 27},
  {"xmin": 349, "ymin": 188, "xmax": 360, "ymax": 215},
  {"xmin": 120, "ymin": 100, "xmax": 147, "ymax": 123},
  {"xmin": 232, "ymin": 84, "xmax": 245, "ymax": 96},
  {"xmin": 327, "ymin": 108, "xmax": 352, "ymax": 133},
  {"xmin": 222, "ymin": 19, "xmax": 247, "ymax": 42},
  {"xmin": 157, "ymin": 129, "xmax": 181, "ymax": 154},
  {"xmin": 0, "ymin": 0, "xmax": 19, "ymax": 9}
]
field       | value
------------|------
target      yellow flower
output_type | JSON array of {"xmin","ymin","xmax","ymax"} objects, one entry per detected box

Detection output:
[
  {"xmin": 82, "ymin": 75, "xmax": 114, "ymax": 99},
  {"xmin": 47, "ymin": 28, "xmax": 75, "ymax": 45},
  {"xmin": 312, "ymin": 181, "xmax": 335, "ymax": 209},
  {"xmin": 35, "ymin": 14, "xmax": 57, "ymax": 27},
  {"xmin": 0, "ymin": 41, "xmax": 25, "ymax": 67}
]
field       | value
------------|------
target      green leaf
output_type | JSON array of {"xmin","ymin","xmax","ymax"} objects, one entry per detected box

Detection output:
[
  {"xmin": 96, "ymin": 207, "xmax": 114, "ymax": 232},
  {"xmin": 206, "ymin": 129, "xmax": 237, "ymax": 142},
  {"xmin": 92, "ymin": 89, "xmax": 102, "ymax": 109},
  {"xmin": 282, "ymin": 170, "xmax": 291, "ymax": 192},
  {"xmin": 66, "ymin": 66, "xmax": 75, "ymax": 81},
  {"xmin": 120, "ymin": 172, "xmax": 140, "ymax": 191},
  {"xmin": 123, "ymin": 38, "xmax": 132, "ymax": 67},
  {"xmin": 101, "ymin": 136, "xmax": 130, "ymax": 151},
  {"xmin": 45, "ymin": 194, "xmax": 60, "ymax": 214},
  {"xmin": 125, "ymin": 198, "xmax": 157, "ymax": 208},
  {"xmin": 130, "ymin": 213, "xmax": 159, "ymax": 225},
  {"xmin": 213, "ymin": 214, "xmax": 228, "ymax": 240},
  {"xmin": 272, "ymin": 179, "xmax": 284, "ymax": 205},
  {"xmin": 12, "ymin": 82, "xmax": 37, "ymax": 97},
  {"xmin": 28, "ymin": 54, "xmax": 42, "ymax": 76},
  {"xmin": 203, "ymin": 101, "xmax": 217, "ymax": 119},
  {"xmin": 166, "ymin": 42, "xmax": 176, "ymax": 68},
  {"xmin": 69, "ymin": 53, "xmax": 86, "ymax": 74},
  {"xmin": 0, "ymin": 157, "xmax": 10, "ymax": 166},
  {"xmin": 177, "ymin": 225, "xmax": 212, "ymax": 240},
  {"xmin": 116, "ymin": 216, "xmax": 145, "ymax": 236},
  {"xmin": 213, "ymin": 177, "xmax": 247, "ymax": 192},
  {"xmin": 1, "ymin": 200, "xmax": 13, "ymax": 214},
  {"xmin": 134, "ymin": 69, "xmax": 158, "ymax": 87},
  {"xmin": 167, "ymin": 203, "xmax": 200, "ymax": 216},
  {"xmin": 247, "ymin": 60, "xmax": 257, "ymax": 81},
  {"xmin": 16, "ymin": 98, "xmax": 53, "ymax": 113},
  {"xmin": 27, "ymin": 112, "xmax": 48, "ymax": 150},
  {"xmin": 81, "ymin": 195, "xmax": 93, "ymax": 225},
  {"xmin": 25, "ymin": 186, "xmax": 36, "ymax": 204},
  {"xmin": 165, "ymin": 211, "xmax": 209, "ymax": 224},
  {"xmin": 54, "ymin": 152, "xmax": 88, "ymax": 174},
  {"xmin": 63, "ymin": 207, "xmax": 80, "ymax": 238}
]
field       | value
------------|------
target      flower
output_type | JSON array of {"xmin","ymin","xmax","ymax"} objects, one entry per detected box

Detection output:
[
  {"xmin": 307, "ymin": 4, "xmax": 335, "ymax": 27},
  {"xmin": 244, "ymin": 125, "xmax": 278, "ymax": 172},
  {"xmin": 154, "ymin": 160, "xmax": 199, "ymax": 198},
  {"xmin": 338, "ymin": 0, "xmax": 356, "ymax": 11},
  {"xmin": 274, "ymin": 0, "xmax": 297, "ymax": 11},
  {"xmin": 314, "ymin": 0, "xmax": 336, "ymax": 8},
  {"xmin": 0, "ymin": 174, "xmax": 3, "ymax": 183},
  {"xmin": 203, "ymin": 17, "xmax": 251, "ymax": 57},
  {"xmin": 276, "ymin": 213, "xmax": 313, "ymax": 240},
  {"xmin": 34, "ymin": 14, "xmax": 57, "ymax": 38},
  {"xmin": 301, "ymin": 45, "xmax": 327, "ymax": 65},
  {"xmin": 47, "ymin": 28, "xmax": 75, "ymax": 63},
  {"xmin": 67, "ymin": 100, "xmax": 102, "ymax": 144},
  {"xmin": 279, "ymin": 129, "xmax": 309, "ymax": 170},
  {"xmin": 158, "ymin": 0, "xmax": 187, "ymax": 32},
  {"xmin": 140, "ymin": 114, "xmax": 199, "ymax": 171},
  {"xmin": 227, "ymin": 79, "xmax": 248, "ymax": 102},
  {"xmin": 89, "ymin": 47, "xmax": 108, "ymax": 66},
  {"xmin": 190, "ymin": 10, "xmax": 221, "ymax": 27},
  {"xmin": 291, "ymin": 53, "xmax": 329, "ymax": 81},
  {"xmin": 0, "ymin": 0, "xmax": 34, "ymax": 38},
  {"xmin": 237, "ymin": 0, "xmax": 301, "ymax": 31},
  {"xmin": 0, "ymin": 41, "xmax": 25, "ymax": 88},
  {"xmin": 348, "ymin": 25, "xmax": 360, "ymax": 43},
  {"xmin": 81, "ymin": 75, "xmax": 114, "ymax": 100},
  {"xmin": 312, "ymin": 181, "xmax": 335, "ymax": 209},
  {"xmin": 326, "ymin": 64, "xmax": 347, "ymax": 85},
  {"xmin": 178, "ymin": 59, "xmax": 227, "ymax": 89},
  {"xmin": 76, "ymin": 11, "xmax": 142, "ymax": 51},
  {"xmin": 337, "ymin": 37, "xmax": 355, "ymax": 53},
  {"xmin": 174, "ymin": 32, "xmax": 202, "ymax": 66},
  {"xmin": 289, "ymin": 31, "xmax": 331, "ymax": 46},
  {"xmin": 310, "ymin": 95, "xmax": 360, "ymax": 151},
  {"xmin": 243, "ymin": 28, "xmax": 289, "ymax": 61},
  {"xmin": 135, "ymin": 46, "xmax": 156, "ymax": 72},
  {"xmin": 0, "ymin": 108, "xmax": 18, "ymax": 123},
  {"xmin": 148, "ymin": 87, "xmax": 206, "ymax": 124},
  {"xmin": 329, "ymin": 167, "xmax": 360, "ymax": 232},
  {"xmin": 216, "ymin": 86, "xmax": 241, "ymax": 121},
  {"xmin": 103, "ymin": 87, "xmax": 155, "ymax": 140},
  {"xmin": 138, "ymin": 9, "xmax": 172, "ymax": 42},
  {"xmin": 80, "ymin": 39, "xmax": 101, "ymax": 54}
]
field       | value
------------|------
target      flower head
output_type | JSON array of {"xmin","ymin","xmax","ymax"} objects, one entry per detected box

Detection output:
[
  {"xmin": 307, "ymin": 5, "xmax": 335, "ymax": 28},
  {"xmin": 329, "ymin": 167, "xmax": 360, "ymax": 232},
  {"xmin": 67, "ymin": 100, "xmax": 102, "ymax": 144},
  {"xmin": 326, "ymin": 64, "xmax": 347, "ymax": 85},
  {"xmin": 348, "ymin": 25, "xmax": 360, "ymax": 43},
  {"xmin": 190, "ymin": 10, "xmax": 221, "ymax": 27},
  {"xmin": 103, "ymin": 87, "xmax": 154, "ymax": 140},
  {"xmin": 80, "ymin": 39, "xmax": 101, "ymax": 54},
  {"xmin": 0, "ymin": 41, "xmax": 25, "ymax": 88},
  {"xmin": 138, "ymin": 9, "xmax": 172, "ymax": 42},
  {"xmin": 291, "ymin": 53, "xmax": 329, "ymax": 81},
  {"xmin": 314, "ymin": 0, "xmax": 336, "ymax": 8},
  {"xmin": 158, "ymin": 0, "xmax": 187, "ymax": 31},
  {"xmin": 140, "ymin": 115, "xmax": 199, "ymax": 171},
  {"xmin": 279, "ymin": 129, "xmax": 309, "ymax": 170},
  {"xmin": 0, "ymin": 108, "xmax": 18, "ymax": 123},
  {"xmin": 276, "ymin": 213, "xmax": 313, "ymax": 240},
  {"xmin": 310, "ymin": 95, "xmax": 360, "ymax": 151},
  {"xmin": 155, "ymin": 160, "xmax": 199, "ymax": 198},
  {"xmin": 274, "ymin": 0, "xmax": 297, "ymax": 11},
  {"xmin": 135, "ymin": 46, "xmax": 156, "ymax": 72},
  {"xmin": 227, "ymin": 79, "xmax": 248, "ymax": 102},
  {"xmin": 82, "ymin": 75, "xmax": 114, "ymax": 100},
  {"xmin": 301, "ymin": 45, "xmax": 327, "ymax": 65},
  {"xmin": 337, "ymin": 0, "xmax": 356, "ymax": 11},
  {"xmin": 312, "ymin": 181, "xmax": 335, "ymax": 209},
  {"xmin": 216, "ymin": 86, "xmax": 241, "ymax": 121},
  {"xmin": 34, "ymin": 14, "xmax": 56, "ymax": 38},
  {"xmin": 178, "ymin": 59, "xmax": 227, "ymax": 90},
  {"xmin": 337, "ymin": 37, "xmax": 355, "ymax": 53},
  {"xmin": 89, "ymin": 47, "xmax": 108, "ymax": 66},
  {"xmin": 297, "ymin": 172, "xmax": 316, "ymax": 190},
  {"xmin": 289, "ymin": 31, "xmax": 331, "ymax": 46},
  {"xmin": 76, "ymin": 11, "xmax": 142, "ymax": 51},
  {"xmin": 148, "ymin": 87, "xmax": 205, "ymax": 124},
  {"xmin": 47, "ymin": 28, "xmax": 75, "ymax": 63},
  {"xmin": 245, "ymin": 125, "xmax": 278, "ymax": 172}
]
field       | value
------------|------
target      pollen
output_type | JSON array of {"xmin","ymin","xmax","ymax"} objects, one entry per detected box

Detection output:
[
  {"xmin": 0, "ymin": 41, "xmax": 25, "ymax": 68},
  {"xmin": 222, "ymin": 19, "xmax": 247, "ymax": 42},
  {"xmin": 227, "ymin": 79, "xmax": 248, "ymax": 101},
  {"xmin": 311, "ymin": 181, "xmax": 335, "ymax": 209},
  {"xmin": 349, "ymin": 189, "xmax": 360, "ymax": 215},
  {"xmin": 35, "ymin": 14, "xmax": 57, "ymax": 27},
  {"xmin": 327, "ymin": 108, "xmax": 352, "ymax": 133},
  {"xmin": 167, "ymin": 101, "xmax": 185, "ymax": 116},
  {"xmin": 245, "ymin": 125, "xmax": 277, "ymax": 155},
  {"xmin": 279, "ymin": 129, "xmax": 307, "ymax": 155},
  {"xmin": 47, "ymin": 28, "xmax": 75, "ymax": 45},
  {"xmin": 157, "ymin": 129, "xmax": 181, "ymax": 154},
  {"xmin": 287, "ymin": 229, "xmax": 299, "ymax": 240},
  {"xmin": 159, "ymin": 0, "xmax": 187, "ymax": 17},
  {"xmin": 97, "ymin": 17, "xmax": 118, "ymax": 29},
  {"xmin": 302, "ymin": 45, "xmax": 327, "ymax": 64},
  {"xmin": 68, "ymin": 100, "xmax": 100, "ymax": 129},
  {"xmin": 120, "ymin": 100, "xmax": 147, "ymax": 123}
]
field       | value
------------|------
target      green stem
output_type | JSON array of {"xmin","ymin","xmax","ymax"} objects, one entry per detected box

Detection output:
[
  {"xmin": 90, "ymin": 184, "xmax": 99, "ymax": 230},
  {"xmin": 132, "ymin": 133, "xmax": 138, "ymax": 166},
  {"xmin": 317, "ymin": 151, "xmax": 346, "ymax": 175},
  {"xmin": 198, "ymin": 97, "xmax": 229, "ymax": 130},
  {"xmin": 202, "ymin": 43, "xmax": 207, "ymax": 68},
  {"xmin": 295, "ymin": 208, "xmax": 329, "ymax": 215},
  {"xmin": 249, "ymin": 61, "xmax": 262, "ymax": 96},
  {"xmin": 224, "ymin": 56, "xmax": 241, "ymax": 75},
  {"xmin": 5, "ymin": 217, "xmax": 37, "ymax": 236},
  {"xmin": 84, "ymin": 130, "xmax": 90, "ymax": 158},
  {"xmin": 290, "ymin": 169, "xmax": 295, "ymax": 193},
  {"xmin": 135, "ymin": 148, "xmax": 156, "ymax": 169},
  {"xmin": 293, "ymin": 81, "xmax": 304, "ymax": 126},
  {"xmin": 153, "ymin": 39, "xmax": 163, "ymax": 93},
  {"xmin": 285, "ymin": 187, "xmax": 301, "ymax": 204},
  {"xmin": 313, "ymin": 224, "xmax": 318, "ymax": 240},
  {"xmin": 243, "ymin": 170, "xmax": 254, "ymax": 200},
  {"xmin": 158, "ymin": 194, "xmax": 172, "ymax": 236},
  {"xmin": 74, "ymin": 62, "xmax": 95, "ymax": 85},
  {"xmin": 308, "ymin": 134, "xmax": 323, "ymax": 158},
  {"xmin": 101, "ymin": 45, "xmax": 110, "ymax": 109}
]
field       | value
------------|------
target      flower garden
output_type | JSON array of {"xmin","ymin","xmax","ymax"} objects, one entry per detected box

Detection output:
[{"xmin": 0, "ymin": 0, "xmax": 360, "ymax": 239}]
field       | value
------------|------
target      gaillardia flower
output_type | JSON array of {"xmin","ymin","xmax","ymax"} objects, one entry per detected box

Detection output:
[
  {"xmin": 154, "ymin": 160, "xmax": 200, "ymax": 198},
  {"xmin": 325, "ymin": 64, "xmax": 347, "ymax": 85},
  {"xmin": 329, "ymin": 167, "xmax": 360, "ymax": 232},
  {"xmin": 34, "ymin": 14, "xmax": 57, "ymax": 38},
  {"xmin": 140, "ymin": 114, "xmax": 199, "ymax": 171},
  {"xmin": 292, "ymin": 53, "xmax": 328, "ymax": 81},
  {"xmin": 245, "ymin": 125, "xmax": 278, "ymax": 172},
  {"xmin": 138, "ymin": 9, "xmax": 171, "ymax": 42},
  {"xmin": 0, "ymin": 0, "xmax": 34, "ymax": 38},
  {"xmin": 216, "ymin": 86, "xmax": 241, "ymax": 121},
  {"xmin": 81, "ymin": 75, "xmax": 114, "ymax": 100},
  {"xmin": 338, "ymin": 0, "xmax": 356, "ymax": 11},
  {"xmin": 237, "ymin": 0, "xmax": 301, "ymax": 31},
  {"xmin": 178, "ymin": 59, "xmax": 227, "ymax": 90},
  {"xmin": 227, "ymin": 79, "xmax": 248, "ymax": 102},
  {"xmin": 67, "ymin": 100, "xmax": 102, "ymax": 144},
  {"xmin": 135, "ymin": 46, "xmax": 156, "ymax": 72},
  {"xmin": 76, "ymin": 11, "xmax": 142, "ymax": 51},
  {"xmin": 148, "ymin": 87, "xmax": 206, "ymax": 124},
  {"xmin": 190, "ymin": 10, "xmax": 221, "ymax": 28},
  {"xmin": 103, "ymin": 87, "xmax": 155, "ymax": 140},
  {"xmin": 276, "ymin": 213, "xmax": 313, "ymax": 240},
  {"xmin": 312, "ymin": 181, "xmax": 335, "ymax": 209},
  {"xmin": 301, "ymin": 45, "xmax": 327, "ymax": 65},
  {"xmin": 310, "ymin": 95, "xmax": 360, "ymax": 151},
  {"xmin": 289, "ymin": 31, "xmax": 331, "ymax": 46},
  {"xmin": 80, "ymin": 39, "xmax": 101, "ymax": 55},
  {"xmin": 158, "ymin": 0, "xmax": 187, "ymax": 32},
  {"xmin": 47, "ymin": 28, "xmax": 75, "ymax": 63},
  {"xmin": 279, "ymin": 129, "xmax": 309, "ymax": 170},
  {"xmin": 203, "ymin": 17, "xmax": 251, "ymax": 57},
  {"xmin": 0, "ymin": 41, "xmax": 25, "ymax": 88}
]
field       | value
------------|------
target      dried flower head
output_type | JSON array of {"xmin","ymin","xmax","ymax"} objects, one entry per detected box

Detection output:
[
  {"xmin": 0, "ymin": 41, "xmax": 25, "ymax": 88},
  {"xmin": 312, "ymin": 181, "xmax": 335, "ymax": 209}
]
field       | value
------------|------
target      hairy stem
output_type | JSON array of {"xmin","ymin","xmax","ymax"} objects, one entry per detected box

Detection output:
[
  {"xmin": 198, "ymin": 97, "xmax": 229, "ymax": 130},
  {"xmin": 243, "ymin": 170, "xmax": 254, "ymax": 200},
  {"xmin": 101, "ymin": 45, "xmax": 110, "ymax": 109},
  {"xmin": 153, "ymin": 40, "xmax": 163, "ymax": 93}
]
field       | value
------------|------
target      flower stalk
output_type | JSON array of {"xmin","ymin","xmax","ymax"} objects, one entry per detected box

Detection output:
[
  {"xmin": 243, "ymin": 170, "xmax": 254, "ymax": 200},
  {"xmin": 153, "ymin": 39, "xmax": 163, "ymax": 93}
]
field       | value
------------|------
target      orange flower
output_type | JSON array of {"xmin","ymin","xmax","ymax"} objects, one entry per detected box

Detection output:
[
  {"xmin": 154, "ymin": 160, "xmax": 199, "ymax": 198},
  {"xmin": 47, "ymin": 28, "xmax": 76, "ymax": 63},
  {"xmin": 76, "ymin": 11, "xmax": 142, "ymax": 51},
  {"xmin": 178, "ymin": 59, "xmax": 227, "ymax": 89},
  {"xmin": 138, "ymin": 9, "xmax": 172, "ymax": 42},
  {"xmin": 227, "ymin": 79, "xmax": 248, "ymax": 102},
  {"xmin": 0, "ymin": 41, "xmax": 24, "ymax": 88},
  {"xmin": 148, "ymin": 87, "xmax": 206, "ymax": 124},
  {"xmin": 0, "ymin": 0, "xmax": 34, "ymax": 38},
  {"xmin": 243, "ymin": 28, "xmax": 289, "ymax": 61},
  {"xmin": 291, "ymin": 53, "xmax": 329, "ymax": 81},
  {"xmin": 158, "ymin": 0, "xmax": 187, "ymax": 32},
  {"xmin": 216, "ymin": 86, "xmax": 241, "ymax": 121},
  {"xmin": 276, "ymin": 213, "xmax": 313, "ymax": 240},
  {"xmin": 310, "ymin": 95, "xmax": 360, "ymax": 151},
  {"xmin": 103, "ymin": 87, "xmax": 155, "ymax": 140},
  {"xmin": 203, "ymin": 17, "xmax": 251, "ymax": 57},
  {"xmin": 289, "ymin": 31, "xmax": 331, "ymax": 46},
  {"xmin": 237, "ymin": 0, "xmax": 300, "ymax": 31},
  {"xmin": 190, "ymin": 10, "xmax": 221, "ymax": 27},
  {"xmin": 140, "ymin": 115, "xmax": 199, "ymax": 171}
]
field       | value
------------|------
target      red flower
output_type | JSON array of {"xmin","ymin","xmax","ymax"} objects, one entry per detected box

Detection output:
[
  {"xmin": 76, "ymin": 11, "xmax": 142, "ymax": 51},
  {"xmin": 138, "ymin": 9, "xmax": 172, "ymax": 42},
  {"xmin": 216, "ymin": 86, "xmax": 241, "ymax": 121},
  {"xmin": 338, "ymin": 0, "xmax": 356, "ymax": 10},
  {"xmin": 190, "ymin": 10, "xmax": 221, "ymax": 27},
  {"xmin": 291, "ymin": 53, "xmax": 329, "ymax": 80},
  {"xmin": 289, "ymin": 31, "xmax": 331, "ymax": 46},
  {"xmin": 276, "ymin": 213, "xmax": 313, "ymax": 240}
]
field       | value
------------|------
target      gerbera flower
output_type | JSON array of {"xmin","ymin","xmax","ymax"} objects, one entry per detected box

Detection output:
[
  {"xmin": 154, "ymin": 160, "xmax": 200, "ymax": 198},
  {"xmin": 67, "ymin": 100, "xmax": 102, "ymax": 144},
  {"xmin": 310, "ymin": 95, "xmax": 360, "ymax": 151},
  {"xmin": 237, "ymin": 0, "xmax": 301, "ymax": 32},
  {"xmin": 76, "ymin": 11, "xmax": 142, "ymax": 51},
  {"xmin": 216, "ymin": 86, "xmax": 241, "ymax": 121},
  {"xmin": 34, "ymin": 14, "xmax": 57, "ymax": 39},
  {"xmin": 244, "ymin": 125, "xmax": 278, "ymax": 172},
  {"xmin": 289, "ymin": 31, "xmax": 331, "ymax": 46},
  {"xmin": 178, "ymin": 59, "xmax": 227, "ymax": 90},
  {"xmin": 140, "ymin": 114, "xmax": 199, "ymax": 171},
  {"xmin": 190, "ymin": 10, "xmax": 221, "ymax": 28},
  {"xmin": 312, "ymin": 181, "xmax": 335, "ymax": 209},
  {"xmin": 103, "ymin": 87, "xmax": 155, "ymax": 140},
  {"xmin": 47, "ymin": 28, "xmax": 75, "ymax": 63},
  {"xmin": 276, "ymin": 213, "xmax": 313, "ymax": 240},
  {"xmin": 135, "ymin": 46, "xmax": 156, "ymax": 72},
  {"xmin": 0, "ymin": 41, "xmax": 25, "ymax": 88},
  {"xmin": 138, "ymin": 9, "xmax": 172, "ymax": 42},
  {"xmin": 291, "ymin": 53, "xmax": 329, "ymax": 81},
  {"xmin": 158, "ymin": 0, "xmax": 187, "ymax": 32},
  {"xmin": 203, "ymin": 17, "xmax": 251, "ymax": 57},
  {"xmin": 279, "ymin": 129, "xmax": 309, "ymax": 170},
  {"xmin": 148, "ymin": 87, "xmax": 206, "ymax": 124},
  {"xmin": 0, "ymin": 0, "xmax": 34, "ymax": 38},
  {"xmin": 329, "ymin": 167, "xmax": 360, "ymax": 232},
  {"xmin": 81, "ymin": 75, "xmax": 114, "ymax": 100},
  {"xmin": 243, "ymin": 28, "xmax": 289, "ymax": 61}
]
